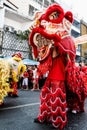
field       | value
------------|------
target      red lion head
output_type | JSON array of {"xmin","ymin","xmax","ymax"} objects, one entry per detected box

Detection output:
[{"xmin": 29, "ymin": 3, "xmax": 75, "ymax": 61}]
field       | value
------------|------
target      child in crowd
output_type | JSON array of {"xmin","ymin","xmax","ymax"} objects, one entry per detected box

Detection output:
[
  {"xmin": 31, "ymin": 65, "xmax": 39, "ymax": 91},
  {"xmin": 22, "ymin": 71, "xmax": 29, "ymax": 90}
]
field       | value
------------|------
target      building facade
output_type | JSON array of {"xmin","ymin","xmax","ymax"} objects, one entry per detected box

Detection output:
[
  {"xmin": 80, "ymin": 20, "xmax": 87, "ymax": 64},
  {"xmin": 0, "ymin": 0, "xmax": 52, "ymax": 58},
  {"xmin": 0, "ymin": 0, "xmax": 86, "ymax": 61}
]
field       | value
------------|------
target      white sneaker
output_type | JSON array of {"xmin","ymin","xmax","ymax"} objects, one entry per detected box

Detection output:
[
  {"xmin": 66, "ymin": 108, "xmax": 69, "ymax": 112},
  {"xmin": 72, "ymin": 110, "xmax": 77, "ymax": 114}
]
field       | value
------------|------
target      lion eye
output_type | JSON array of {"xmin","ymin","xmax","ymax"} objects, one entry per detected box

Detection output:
[{"xmin": 49, "ymin": 12, "xmax": 59, "ymax": 20}]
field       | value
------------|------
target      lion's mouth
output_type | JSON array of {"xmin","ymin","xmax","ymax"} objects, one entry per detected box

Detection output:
[
  {"xmin": 33, "ymin": 33, "xmax": 54, "ymax": 48},
  {"xmin": 33, "ymin": 33, "xmax": 53, "ymax": 61}
]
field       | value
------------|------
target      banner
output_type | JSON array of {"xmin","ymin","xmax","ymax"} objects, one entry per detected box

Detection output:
[{"xmin": 74, "ymin": 34, "xmax": 87, "ymax": 45}]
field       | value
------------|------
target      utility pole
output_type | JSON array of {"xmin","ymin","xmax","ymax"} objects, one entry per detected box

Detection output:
[{"xmin": 0, "ymin": 0, "xmax": 5, "ymax": 54}]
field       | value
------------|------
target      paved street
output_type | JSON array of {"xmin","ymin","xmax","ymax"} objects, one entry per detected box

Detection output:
[{"xmin": 0, "ymin": 89, "xmax": 87, "ymax": 130}]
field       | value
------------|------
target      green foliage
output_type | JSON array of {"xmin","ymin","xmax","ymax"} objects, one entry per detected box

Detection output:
[{"xmin": 17, "ymin": 29, "xmax": 30, "ymax": 40}]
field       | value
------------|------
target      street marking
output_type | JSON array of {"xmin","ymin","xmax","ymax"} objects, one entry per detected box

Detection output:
[{"xmin": 0, "ymin": 102, "xmax": 40, "ymax": 111}]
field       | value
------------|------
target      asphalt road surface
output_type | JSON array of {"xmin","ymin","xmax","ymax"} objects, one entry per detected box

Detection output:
[{"xmin": 0, "ymin": 89, "xmax": 87, "ymax": 130}]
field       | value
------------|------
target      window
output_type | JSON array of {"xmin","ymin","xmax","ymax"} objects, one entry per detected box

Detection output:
[
  {"xmin": 38, "ymin": 0, "xmax": 43, "ymax": 6},
  {"xmin": 73, "ymin": 20, "xmax": 80, "ymax": 29},
  {"xmin": 29, "ymin": 5, "xmax": 35, "ymax": 16},
  {"xmin": 71, "ymin": 30, "xmax": 80, "ymax": 38},
  {"xmin": 29, "ymin": 5, "xmax": 37, "ymax": 17},
  {"xmin": 44, "ymin": 0, "xmax": 50, "ymax": 7}
]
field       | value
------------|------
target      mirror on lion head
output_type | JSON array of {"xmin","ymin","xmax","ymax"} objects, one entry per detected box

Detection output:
[{"xmin": 49, "ymin": 11, "xmax": 59, "ymax": 20}]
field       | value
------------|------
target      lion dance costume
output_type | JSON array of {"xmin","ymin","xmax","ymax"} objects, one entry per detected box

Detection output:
[
  {"xmin": 29, "ymin": 4, "xmax": 86, "ymax": 129},
  {"xmin": 0, "ymin": 52, "xmax": 26, "ymax": 105},
  {"xmin": 8, "ymin": 52, "xmax": 26, "ymax": 97},
  {"xmin": 0, "ymin": 59, "xmax": 13, "ymax": 105}
]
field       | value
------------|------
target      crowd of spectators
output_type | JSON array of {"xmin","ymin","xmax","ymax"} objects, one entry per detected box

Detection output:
[{"xmin": 18, "ymin": 65, "xmax": 47, "ymax": 91}]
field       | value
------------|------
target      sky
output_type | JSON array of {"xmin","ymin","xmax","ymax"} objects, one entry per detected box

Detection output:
[{"xmin": 58, "ymin": 0, "xmax": 87, "ymax": 22}]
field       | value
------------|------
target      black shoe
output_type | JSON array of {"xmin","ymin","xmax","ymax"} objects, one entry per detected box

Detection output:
[
  {"xmin": 12, "ymin": 94, "xmax": 19, "ymax": 97},
  {"xmin": 34, "ymin": 118, "xmax": 41, "ymax": 123},
  {"xmin": 34, "ymin": 118, "xmax": 51, "ymax": 124},
  {"xmin": 8, "ymin": 93, "xmax": 12, "ymax": 97}
]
